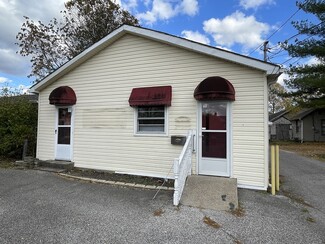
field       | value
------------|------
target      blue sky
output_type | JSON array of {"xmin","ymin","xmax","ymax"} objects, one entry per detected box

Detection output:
[{"xmin": 0, "ymin": 0, "xmax": 317, "ymax": 93}]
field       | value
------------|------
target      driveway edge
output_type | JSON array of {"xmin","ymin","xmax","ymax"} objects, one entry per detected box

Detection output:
[{"xmin": 58, "ymin": 173, "xmax": 174, "ymax": 191}]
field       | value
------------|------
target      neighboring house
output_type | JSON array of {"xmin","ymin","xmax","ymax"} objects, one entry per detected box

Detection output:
[
  {"xmin": 291, "ymin": 108, "xmax": 325, "ymax": 142},
  {"xmin": 269, "ymin": 110, "xmax": 292, "ymax": 141},
  {"xmin": 30, "ymin": 25, "xmax": 282, "ymax": 190}
]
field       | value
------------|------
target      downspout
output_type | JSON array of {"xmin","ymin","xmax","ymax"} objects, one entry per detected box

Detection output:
[
  {"xmin": 312, "ymin": 112, "xmax": 316, "ymax": 142},
  {"xmin": 300, "ymin": 119, "xmax": 304, "ymax": 143}
]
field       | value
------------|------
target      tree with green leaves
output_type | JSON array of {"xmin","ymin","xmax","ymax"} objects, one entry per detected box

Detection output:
[
  {"xmin": 284, "ymin": 0, "xmax": 325, "ymax": 108},
  {"xmin": 16, "ymin": 0, "xmax": 139, "ymax": 82}
]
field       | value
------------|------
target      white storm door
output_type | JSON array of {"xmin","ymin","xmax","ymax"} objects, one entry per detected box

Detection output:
[
  {"xmin": 198, "ymin": 101, "xmax": 230, "ymax": 177},
  {"xmin": 55, "ymin": 107, "xmax": 72, "ymax": 161}
]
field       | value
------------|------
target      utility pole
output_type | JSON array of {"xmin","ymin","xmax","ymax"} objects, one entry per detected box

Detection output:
[{"xmin": 263, "ymin": 41, "xmax": 269, "ymax": 62}]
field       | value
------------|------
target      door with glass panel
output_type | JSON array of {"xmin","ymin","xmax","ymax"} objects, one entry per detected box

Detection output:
[
  {"xmin": 199, "ymin": 101, "xmax": 230, "ymax": 177},
  {"xmin": 55, "ymin": 107, "xmax": 72, "ymax": 160}
]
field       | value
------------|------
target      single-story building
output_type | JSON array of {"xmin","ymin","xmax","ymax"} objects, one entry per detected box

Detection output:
[
  {"xmin": 291, "ymin": 108, "xmax": 325, "ymax": 142},
  {"xmin": 269, "ymin": 110, "xmax": 292, "ymax": 141},
  {"xmin": 30, "ymin": 25, "xmax": 282, "ymax": 190}
]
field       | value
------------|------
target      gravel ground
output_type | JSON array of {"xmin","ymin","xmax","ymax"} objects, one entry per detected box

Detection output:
[
  {"xmin": 0, "ymin": 168, "xmax": 324, "ymax": 244},
  {"xmin": 279, "ymin": 150, "xmax": 325, "ymax": 237}
]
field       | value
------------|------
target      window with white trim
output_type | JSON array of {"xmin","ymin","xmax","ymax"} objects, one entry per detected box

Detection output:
[{"xmin": 136, "ymin": 106, "xmax": 167, "ymax": 134}]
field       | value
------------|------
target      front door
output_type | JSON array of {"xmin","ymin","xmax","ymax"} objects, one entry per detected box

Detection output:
[
  {"xmin": 198, "ymin": 101, "xmax": 230, "ymax": 177},
  {"xmin": 55, "ymin": 107, "xmax": 72, "ymax": 161}
]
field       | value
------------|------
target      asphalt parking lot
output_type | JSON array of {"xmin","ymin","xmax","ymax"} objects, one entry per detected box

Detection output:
[{"xmin": 0, "ymin": 151, "xmax": 324, "ymax": 243}]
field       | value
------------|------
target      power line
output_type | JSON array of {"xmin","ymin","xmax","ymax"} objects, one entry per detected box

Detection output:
[
  {"xmin": 284, "ymin": 20, "xmax": 324, "ymax": 43},
  {"xmin": 280, "ymin": 56, "xmax": 301, "ymax": 66},
  {"xmin": 269, "ymin": 33, "xmax": 318, "ymax": 60},
  {"xmin": 249, "ymin": 7, "xmax": 302, "ymax": 56},
  {"xmin": 267, "ymin": 20, "xmax": 323, "ymax": 61}
]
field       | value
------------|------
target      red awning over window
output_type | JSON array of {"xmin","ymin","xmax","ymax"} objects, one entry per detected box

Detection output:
[
  {"xmin": 129, "ymin": 86, "xmax": 172, "ymax": 107},
  {"xmin": 49, "ymin": 86, "xmax": 77, "ymax": 105},
  {"xmin": 194, "ymin": 76, "xmax": 235, "ymax": 101}
]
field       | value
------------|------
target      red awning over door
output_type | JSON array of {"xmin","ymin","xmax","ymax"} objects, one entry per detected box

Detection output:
[
  {"xmin": 128, "ymin": 86, "xmax": 172, "ymax": 106},
  {"xmin": 194, "ymin": 76, "xmax": 235, "ymax": 101},
  {"xmin": 49, "ymin": 86, "xmax": 77, "ymax": 105}
]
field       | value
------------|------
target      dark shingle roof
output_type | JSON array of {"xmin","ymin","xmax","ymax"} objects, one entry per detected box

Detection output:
[
  {"xmin": 269, "ymin": 110, "xmax": 290, "ymax": 122},
  {"xmin": 289, "ymin": 108, "xmax": 316, "ymax": 120}
]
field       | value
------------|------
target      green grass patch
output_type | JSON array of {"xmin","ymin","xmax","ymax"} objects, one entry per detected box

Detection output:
[{"xmin": 306, "ymin": 217, "xmax": 316, "ymax": 223}]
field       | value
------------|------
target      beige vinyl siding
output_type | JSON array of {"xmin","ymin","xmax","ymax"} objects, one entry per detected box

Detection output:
[
  {"xmin": 37, "ymin": 34, "xmax": 268, "ymax": 188},
  {"xmin": 36, "ymin": 96, "xmax": 56, "ymax": 159}
]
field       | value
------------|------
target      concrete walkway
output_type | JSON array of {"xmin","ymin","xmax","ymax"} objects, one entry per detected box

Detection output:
[
  {"xmin": 0, "ymin": 168, "xmax": 324, "ymax": 243},
  {"xmin": 181, "ymin": 175, "xmax": 238, "ymax": 211}
]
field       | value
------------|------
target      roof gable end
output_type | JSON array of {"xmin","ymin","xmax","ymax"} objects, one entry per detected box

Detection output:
[{"xmin": 31, "ymin": 25, "xmax": 282, "ymax": 92}]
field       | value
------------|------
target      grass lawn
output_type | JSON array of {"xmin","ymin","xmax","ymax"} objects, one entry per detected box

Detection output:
[{"xmin": 272, "ymin": 141, "xmax": 325, "ymax": 162}]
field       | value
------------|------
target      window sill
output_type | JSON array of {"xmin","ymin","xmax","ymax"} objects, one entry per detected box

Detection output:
[{"xmin": 134, "ymin": 133, "xmax": 169, "ymax": 137}]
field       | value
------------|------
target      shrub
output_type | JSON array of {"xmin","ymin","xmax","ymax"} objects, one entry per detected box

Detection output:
[{"xmin": 0, "ymin": 95, "xmax": 38, "ymax": 158}]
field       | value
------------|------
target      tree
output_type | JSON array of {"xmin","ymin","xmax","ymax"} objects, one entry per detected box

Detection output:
[
  {"xmin": 0, "ymin": 88, "xmax": 38, "ymax": 158},
  {"xmin": 268, "ymin": 82, "xmax": 293, "ymax": 113},
  {"xmin": 284, "ymin": 0, "xmax": 325, "ymax": 108},
  {"xmin": 16, "ymin": 0, "xmax": 139, "ymax": 82}
]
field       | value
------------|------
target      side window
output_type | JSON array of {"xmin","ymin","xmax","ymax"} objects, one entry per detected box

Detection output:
[{"xmin": 136, "ymin": 106, "xmax": 166, "ymax": 134}]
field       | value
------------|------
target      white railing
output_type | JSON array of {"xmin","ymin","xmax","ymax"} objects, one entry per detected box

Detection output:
[{"xmin": 173, "ymin": 130, "xmax": 195, "ymax": 206}]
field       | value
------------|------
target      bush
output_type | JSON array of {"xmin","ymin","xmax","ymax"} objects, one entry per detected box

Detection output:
[{"xmin": 0, "ymin": 95, "xmax": 38, "ymax": 158}]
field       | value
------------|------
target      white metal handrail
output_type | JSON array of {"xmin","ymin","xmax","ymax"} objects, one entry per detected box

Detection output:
[{"xmin": 173, "ymin": 130, "xmax": 194, "ymax": 206}]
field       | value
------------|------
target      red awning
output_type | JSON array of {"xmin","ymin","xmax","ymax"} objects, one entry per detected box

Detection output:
[
  {"xmin": 49, "ymin": 86, "xmax": 77, "ymax": 105},
  {"xmin": 194, "ymin": 76, "xmax": 235, "ymax": 101},
  {"xmin": 129, "ymin": 86, "xmax": 172, "ymax": 107}
]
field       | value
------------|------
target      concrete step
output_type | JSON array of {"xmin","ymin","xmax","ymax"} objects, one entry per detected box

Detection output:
[
  {"xmin": 34, "ymin": 167, "xmax": 67, "ymax": 173},
  {"xmin": 180, "ymin": 175, "xmax": 238, "ymax": 211},
  {"xmin": 38, "ymin": 160, "xmax": 74, "ymax": 170}
]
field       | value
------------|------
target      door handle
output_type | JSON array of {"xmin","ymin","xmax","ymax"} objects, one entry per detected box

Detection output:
[{"xmin": 55, "ymin": 129, "xmax": 57, "ymax": 134}]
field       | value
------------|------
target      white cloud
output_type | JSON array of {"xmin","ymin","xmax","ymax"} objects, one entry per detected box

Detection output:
[
  {"xmin": 0, "ymin": 77, "xmax": 13, "ymax": 83},
  {"xmin": 0, "ymin": 83, "xmax": 30, "ymax": 95},
  {"xmin": 239, "ymin": 0, "xmax": 275, "ymax": 10},
  {"xmin": 181, "ymin": 30, "xmax": 210, "ymax": 45},
  {"xmin": 137, "ymin": 0, "xmax": 199, "ymax": 25},
  {"xmin": 305, "ymin": 57, "xmax": 321, "ymax": 66},
  {"xmin": 114, "ymin": 0, "xmax": 138, "ymax": 11},
  {"xmin": 0, "ymin": 0, "xmax": 66, "ymax": 76},
  {"xmin": 179, "ymin": 0, "xmax": 198, "ymax": 16},
  {"xmin": 216, "ymin": 46, "xmax": 233, "ymax": 52},
  {"xmin": 277, "ymin": 73, "xmax": 288, "ymax": 86},
  {"xmin": 0, "ymin": 48, "xmax": 30, "ymax": 76},
  {"xmin": 143, "ymin": 0, "xmax": 152, "ymax": 7},
  {"xmin": 125, "ymin": 0, "xmax": 138, "ymax": 9},
  {"xmin": 18, "ymin": 84, "xmax": 30, "ymax": 94},
  {"xmin": 203, "ymin": 11, "xmax": 270, "ymax": 52}
]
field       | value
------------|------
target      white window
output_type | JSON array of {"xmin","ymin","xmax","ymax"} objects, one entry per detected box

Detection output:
[{"xmin": 135, "ymin": 106, "xmax": 167, "ymax": 134}]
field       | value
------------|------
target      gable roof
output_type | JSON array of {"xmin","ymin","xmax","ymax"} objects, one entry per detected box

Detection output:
[
  {"xmin": 30, "ymin": 25, "xmax": 282, "ymax": 92},
  {"xmin": 290, "ymin": 108, "xmax": 316, "ymax": 120},
  {"xmin": 269, "ymin": 110, "xmax": 290, "ymax": 122}
]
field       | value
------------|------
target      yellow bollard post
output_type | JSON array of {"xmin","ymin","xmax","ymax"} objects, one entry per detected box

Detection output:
[
  {"xmin": 275, "ymin": 145, "xmax": 280, "ymax": 191},
  {"xmin": 271, "ymin": 145, "xmax": 276, "ymax": 195}
]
